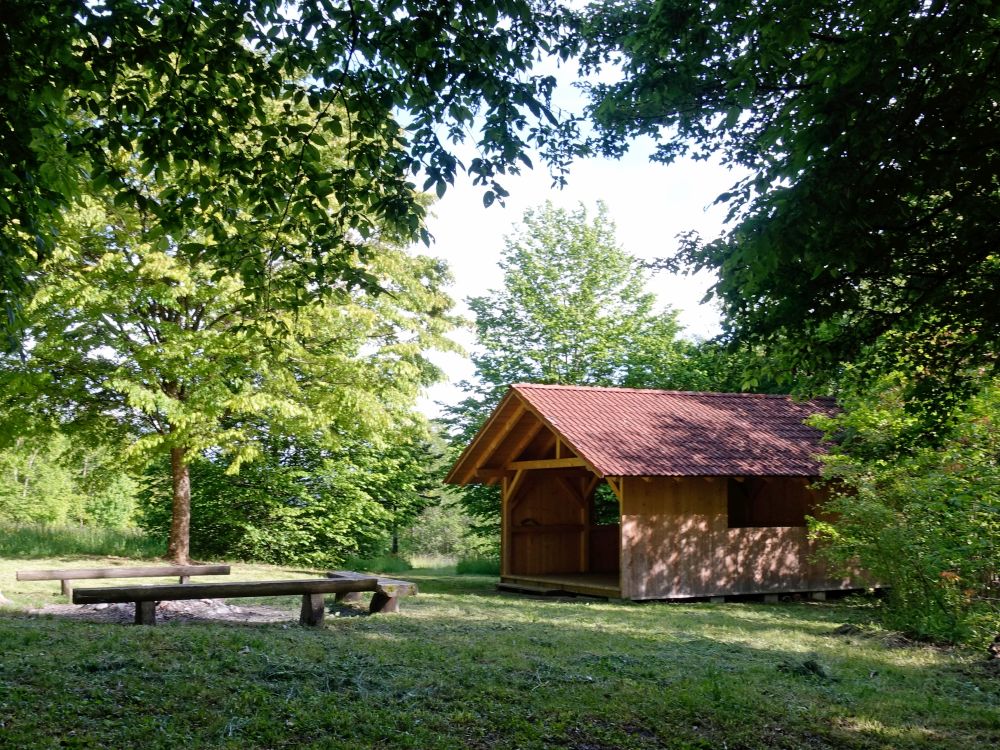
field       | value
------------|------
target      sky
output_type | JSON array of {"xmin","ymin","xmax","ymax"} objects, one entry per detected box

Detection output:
[{"xmin": 415, "ymin": 141, "xmax": 743, "ymax": 417}]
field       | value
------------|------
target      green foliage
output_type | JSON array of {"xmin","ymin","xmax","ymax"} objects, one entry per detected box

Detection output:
[
  {"xmin": 0, "ymin": 434, "xmax": 139, "ymax": 527},
  {"xmin": 399, "ymin": 498, "xmax": 494, "ymax": 560},
  {"xmin": 464, "ymin": 201, "xmax": 687, "ymax": 396},
  {"xmin": 0, "ymin": 524, "xmax": 162, "ymax": 560},
  {"xmin": 811, "ymin": 376, "xmax": 1000, "ymax": 645},
  {"xmin": 455, "ymin": 556, "xmax": 502, "ymax": 575},
  {"xmin": 137, "ymin": 424, "xmax": 446, "ymax": 566},
  {"xmin": 579, "ymin": 1, "xmax": 1000, "ymax": 391},
  {"xmin": 1, "ymin": 156, "xmax": 458, "ymax": 559},
  {"xmin": 1, "ymin": 1, "xmax": 575, "ymax": 330}
]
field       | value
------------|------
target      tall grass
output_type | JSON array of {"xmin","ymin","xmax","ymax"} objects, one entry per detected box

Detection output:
[
  {"xmin": 0, "ymin": 524, "xmax": 164, "ymax": 560},
  {"xmin": 407, "ymin": 554, "xmax": 456, "ymax": 571},
  {"xmin": 455, "ymin": 556, "xmax": 500, "ymax": 575}
]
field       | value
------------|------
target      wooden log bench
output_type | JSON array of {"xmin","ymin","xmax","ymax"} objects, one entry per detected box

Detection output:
[
  {"xmin": 16, "ymin": 564, "xmax": 231, "ymax": 597},
  {"xmin": 326, "ymin": 570, "xmax": 417, "ymax": 613},
  {"xmin": 72, "ymin": 577, "xmax": 379, "ymax": 626}
]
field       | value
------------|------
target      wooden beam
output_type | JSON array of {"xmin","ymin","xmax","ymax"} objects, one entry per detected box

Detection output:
[
  {"xmin": 555, "ymin": 476, "xmax": 587, "ymax": 508},
  {"xmin": 491, "ymin": 418, "xmax": 545, "ymax": 469},
  {"xmin": 72, "ymin": 578, "xmax": 378, "ymax": 604},
  {"xmin": 475, "ymin": 468, "xmax": 511, "ymax": 480},
  {"xmin": 300, "ymin": 593, "xmax": 326, "ymax": 625},
  {"xmin": 506, "ymin": 457, "xmax": 587, "ymax": 471},
  {"xmin": 17, "ymin": 564, "xmax": 231, "ymax": 581},
  {"xmin": 507, "ymin": 469, "xmax": 528, "ymax": 507},
  {"xmin": 136, "ymin": 601, "xmax": 157, "ymax": 625},
  {"xmin": 467, "ymin": 404, "xmax": 525, "ymax": 479},
  {"xmin": 606, "ymin": 477, "xmax": 623, "ymax": 502},
  {"xmin": 501, "ymin": 476, "xmax": 512, "ymax": 576}
]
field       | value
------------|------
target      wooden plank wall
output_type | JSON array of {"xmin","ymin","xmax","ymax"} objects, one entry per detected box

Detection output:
[
  {"xmin": 620, "ymin": 477, "xmax": 851, "ymax": 599},
  {"xmin": 589, "ymin": 525, "xmax": 620, "ymax": 573},
  {"xmin": 508, "ymin": 474, "xmax": 585, "ymax": 575}
]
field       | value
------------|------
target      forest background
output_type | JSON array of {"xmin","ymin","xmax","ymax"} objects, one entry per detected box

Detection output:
[{"xmin": 1, "ymin": 1, "xmax": 997, "ymax": 646}]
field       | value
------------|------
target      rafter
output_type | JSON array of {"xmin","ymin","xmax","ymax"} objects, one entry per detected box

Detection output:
[{"xmin": 506, "ymin": 457, "xmax": 587, "ymax": 471}]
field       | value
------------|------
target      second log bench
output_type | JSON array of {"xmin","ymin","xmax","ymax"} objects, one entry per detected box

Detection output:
[
  {"xmin": 326, "ymin": 570, "xmax": 417, "ymax": 613},
  {"xmin": 16, "ymin": 564, "xmax": 231, "ymax": 597},
  {"xmin": 72, "ymin": 577, "xmax": 380, "ymax": 626}
]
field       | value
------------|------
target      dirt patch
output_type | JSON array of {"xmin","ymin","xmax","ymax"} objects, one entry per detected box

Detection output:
[{"xmin": 30, "ymin": 599, "xmax": 367, "ymax": 625}]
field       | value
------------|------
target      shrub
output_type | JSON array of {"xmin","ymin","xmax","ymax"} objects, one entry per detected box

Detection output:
[
  {"xmin": 455, "ymin": 556, "xmax": 500, "ymax": 575},
  {"xmin": 811, "ymin": 377, "xmax": 1000, "ymax": 645},
  {"xmin": 397, "ymin": 498, "xmax": 494, "ymax": 559}
]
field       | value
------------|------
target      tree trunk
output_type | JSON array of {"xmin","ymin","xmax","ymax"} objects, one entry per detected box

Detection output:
[{"xmin": 167, "ymin": 447, "xmax": 191, "ymax": 564}]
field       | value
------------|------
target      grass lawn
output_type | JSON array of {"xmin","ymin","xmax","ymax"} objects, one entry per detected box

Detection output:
[{"xmin": 1, "ymin": 556, "xmax": 998, "ymax": 749}]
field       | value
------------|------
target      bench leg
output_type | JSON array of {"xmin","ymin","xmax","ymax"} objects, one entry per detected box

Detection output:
[
  {"xmin": 369, "ymin": 592, "xmax": 400, "ymax": 614},
  {"xmin": 61, "ymin": 580, "xmax": 73, "ymax": 598},
  {"xmin": 179, "ymin": 575, "xmax": 190, "ymax": 584},
  {"xmin": 300, "ymin": 593, "xmax": 326, "ymax": 626},
  {"xmin": 334, "ymin": 591, "xmax": 364, "ymax": 604},
  {"xmin": 135, "ymin": 601, "xmax": 157, "ymax": 625}
]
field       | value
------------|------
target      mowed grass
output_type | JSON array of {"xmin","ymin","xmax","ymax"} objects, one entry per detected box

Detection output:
[{"xmin": 1, "ymin": 559, "xmax": 998, "ymax": 750}]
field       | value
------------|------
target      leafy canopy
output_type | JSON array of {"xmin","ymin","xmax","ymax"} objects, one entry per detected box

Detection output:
[
  {"xmin": 465, "ymin": 201, "xmax": 688, "ymax": 399},
  {"xmin": 578, "ymin": 0, "xmax": 1000, "ymax": 391},
  {"xmin": 1, "ymin": 151, "xmax": 458, "ymax": 559},
  {"xmin": 1, "ymin": 0, "xmax": 576, "ymax": 331}
]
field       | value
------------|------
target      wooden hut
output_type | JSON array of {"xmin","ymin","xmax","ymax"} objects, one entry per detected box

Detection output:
[{"xmin": 445, "ymin": 384, "xmax": 852, "ymax": 600}]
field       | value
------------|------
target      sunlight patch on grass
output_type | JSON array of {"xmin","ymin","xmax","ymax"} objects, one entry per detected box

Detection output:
[{"xmin": 1, "ymin": 562, "xmax": 997, "ymax": 749}]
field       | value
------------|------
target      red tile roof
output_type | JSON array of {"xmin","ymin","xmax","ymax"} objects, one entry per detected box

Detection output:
[{"xmin": 511, "ymin": 384, "xmax": 837, "ymax": 477}]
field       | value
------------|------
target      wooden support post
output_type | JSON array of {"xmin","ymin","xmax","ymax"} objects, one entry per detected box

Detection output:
[
  {"xmin": 581, "ymin": 477, "xmax": 591, "ymax": 573},
  {"xmin": 61, "ymin": 580, "xmax": 73, "ymax": 597},
  {"xmin": 369, "ymin": 592, "xmax": 399, "ymax": 613},
  {"xmin": 178, "ymin": 576, "xmax": 190, "ymax": 584},
  {"xmin": 810, "ymin": 591, "xmax": 827, "ymax": 601},
  {"xmin": 501, "ymin": 475, "xmax": 511, "ymax": 577},
  {"xmin": 299, "ymin": 593, "xmax": 326, "ymax": 626},
  {"xmin": 135, "ymin": 601, "xmax": 156, "ymax": 625},
  {"xmin": 335, "ymin": 591, "xmax": 364, "ymax": 603}
]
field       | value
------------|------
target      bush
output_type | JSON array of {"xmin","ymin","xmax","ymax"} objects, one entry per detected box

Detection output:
[
  {"xmin": 811, "ymin": 377, "xmax": 1000, "ymax": 646},
  {"xmin": 455, "ymin": 556, "xmax": 500, "ymax": 575},
  {"xmin": 397, "ymin": 498, "xmax": 494, "ymax": 559},
  {"xmin": 138, "ymin": 452, "xmax": 393, "ymax": 567}
]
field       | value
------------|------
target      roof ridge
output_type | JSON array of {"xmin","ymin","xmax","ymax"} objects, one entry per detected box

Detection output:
[{"xmin": 511, "ymin": 383, "xmax": 830, "ymax": 400}]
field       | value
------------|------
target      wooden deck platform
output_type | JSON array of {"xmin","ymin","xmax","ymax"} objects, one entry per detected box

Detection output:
[{"xmin": 499, "ymin": 573, "xmax": 621, "ymax": 598}]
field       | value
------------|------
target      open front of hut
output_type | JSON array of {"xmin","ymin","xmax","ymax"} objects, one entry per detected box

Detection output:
[{"xmin": 445, "ymin": 384, "xmax": 854, "ymax": 600}]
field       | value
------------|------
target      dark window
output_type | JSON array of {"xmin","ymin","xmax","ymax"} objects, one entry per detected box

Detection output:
[{"xmin": 726, "ymin": 477, "xmax": 811, "ymax": 528}]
